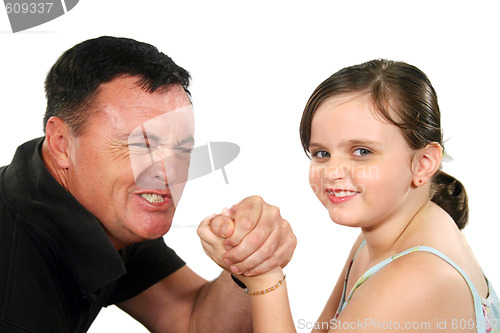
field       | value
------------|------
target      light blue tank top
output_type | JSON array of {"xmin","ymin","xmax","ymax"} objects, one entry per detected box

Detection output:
[{"xmin": 334, "ymin": 241, "xmax": 500, "ymax": 333}]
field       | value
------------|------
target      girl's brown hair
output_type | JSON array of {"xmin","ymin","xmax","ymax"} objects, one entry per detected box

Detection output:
[{"xmin": 300, "ymin": 59, "xmax": 468, "ymax": 229}]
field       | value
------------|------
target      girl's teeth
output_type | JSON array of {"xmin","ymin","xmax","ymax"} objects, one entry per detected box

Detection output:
[
  {"xmin": 332, "ymin": 191, "xmax": 356, "ymax": 198},
  {"xmin": 141, "ymin": 193, "xmax": 164, "ymax": 203}
]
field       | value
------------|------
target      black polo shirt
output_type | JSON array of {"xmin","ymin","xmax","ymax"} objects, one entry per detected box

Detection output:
[{"xmin": 0, "ymin": 138, "xmax": 186, "ymax": 332}]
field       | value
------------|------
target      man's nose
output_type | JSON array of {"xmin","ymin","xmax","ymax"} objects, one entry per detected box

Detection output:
[{"xmin": 135, "ymin": 159, "xmax": 172, "ymax": 190}]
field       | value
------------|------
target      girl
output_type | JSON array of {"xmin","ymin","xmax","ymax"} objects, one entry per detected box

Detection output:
[{"xmin": 198, "ymin": 59, "xmax": 500, "ymax": 332}]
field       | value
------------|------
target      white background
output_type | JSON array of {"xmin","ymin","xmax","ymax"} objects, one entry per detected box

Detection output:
[{"xmin": 1, "ymin": 1, "xmax": 499, "ymax": 332}]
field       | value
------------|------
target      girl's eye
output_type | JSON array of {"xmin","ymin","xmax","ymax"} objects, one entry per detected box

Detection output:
[
  {"xmin": 312, "ymin": 150, "xmax": 331, "ymax": 159},
  {"xmin": 353, "ymin": 148, "xmax": 372, "ymax": 157}
]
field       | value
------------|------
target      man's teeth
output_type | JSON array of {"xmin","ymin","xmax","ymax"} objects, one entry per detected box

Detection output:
[
  {"xmin": 141, "ymin": 193, "xmax": 164, "ymax": 203},
  {"xmin": 331, "ymin": 190, "xmax": 356, "ymax": 198}
]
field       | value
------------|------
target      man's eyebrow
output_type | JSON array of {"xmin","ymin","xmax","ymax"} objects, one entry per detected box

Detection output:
[
  {"xmin": 123, "ymin": 132, "xmax": 194, "ymax": 146},
  {"xmin": 125, "ymin": 131, "xmax": 161, "ymax": 142},
  {"xmin": 122, "ymin": 132, "xmax": 143, "ymax": 141},
  {"xmin": 177, "ymin": 136, "xmax": 195, "ymax": 146}
]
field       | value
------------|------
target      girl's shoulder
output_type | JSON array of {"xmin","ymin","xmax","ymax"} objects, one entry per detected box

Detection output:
[
  {"xmin": 337, "ymin": 249, "xmax": 476, "ymax": 330},
  {"xmin": 397, "ymin": 202, "xmax": 488, "ymax": 298}
]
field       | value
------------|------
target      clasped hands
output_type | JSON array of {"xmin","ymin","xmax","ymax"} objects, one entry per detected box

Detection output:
[{"xmin": 197, "ymin": 196, "xmax": 296, "ymax": 283}]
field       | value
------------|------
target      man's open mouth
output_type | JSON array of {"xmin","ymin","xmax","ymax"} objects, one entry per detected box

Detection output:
[{"xmin": 140, "ymin": 193, "xmax": 165, "ymax": 203}]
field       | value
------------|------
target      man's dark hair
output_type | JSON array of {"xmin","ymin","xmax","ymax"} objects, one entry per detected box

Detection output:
[{"xmin": 43, "ymin": 36, "xmax": 191, "ymax": 135}]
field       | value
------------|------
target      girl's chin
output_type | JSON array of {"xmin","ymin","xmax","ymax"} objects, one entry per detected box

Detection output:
[{"xmin": 328, "ymin": 213, "xmax": 362, "ymax": 228}]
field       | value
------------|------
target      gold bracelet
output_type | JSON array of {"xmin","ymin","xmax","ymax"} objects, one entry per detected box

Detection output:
[{"xmin": 244, "ymin": 275, "xmax": 286, "ymax": 296}]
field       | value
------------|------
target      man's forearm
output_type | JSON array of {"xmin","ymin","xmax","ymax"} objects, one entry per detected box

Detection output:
[{"xmin": 189, "ymin": 271, "xmax": 252, "ymax": 333}]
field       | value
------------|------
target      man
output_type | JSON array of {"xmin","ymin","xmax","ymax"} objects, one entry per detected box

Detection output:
[{"xmin": 0, "ymin": 36, "xmax": 296, "ymax": 332}]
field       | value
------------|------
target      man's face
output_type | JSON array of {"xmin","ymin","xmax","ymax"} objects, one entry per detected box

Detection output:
[{"xmin": 66, "ymin": 76, "xmax": 193, "ymax": 249}]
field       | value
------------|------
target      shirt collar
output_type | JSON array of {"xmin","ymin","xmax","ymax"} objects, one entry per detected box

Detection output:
[{"xmin": 2, "ymin": 138, "xmax": 127, "ymax": 294}]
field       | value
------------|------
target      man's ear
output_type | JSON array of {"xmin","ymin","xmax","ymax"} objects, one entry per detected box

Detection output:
[
  {"xmin": 44, "ymin": 116, "xmax": 72, "ymax": 169},
  {"xmin": 411, "ymin": 142, "xmax": 443, "ymax": 187}
]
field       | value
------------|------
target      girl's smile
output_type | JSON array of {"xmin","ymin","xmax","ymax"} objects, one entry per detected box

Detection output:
[{"xmin": 326, "ymin": 188, "xmax": 360, "ymax": 204}]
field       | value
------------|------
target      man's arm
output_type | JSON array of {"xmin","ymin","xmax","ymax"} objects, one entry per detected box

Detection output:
[
  {"xmin": 118, "ymin": 266, "xmax": 251, "ymax": 333},
  {"xmin": 189, "ymin": 271, "xmax": 251, "ymax": 332}
]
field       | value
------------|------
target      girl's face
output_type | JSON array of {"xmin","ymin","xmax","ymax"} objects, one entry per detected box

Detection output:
[{"xmin": 308, "ymin": 94, "xmax": 417, "ymax": 229}]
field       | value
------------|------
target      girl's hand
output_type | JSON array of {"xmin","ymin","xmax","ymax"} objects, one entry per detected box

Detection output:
[
  {"xmin": 197, "ymin": 213, "xmax": 235, "ymax": 270},
  {"xmin": 198, "ymin": 213, "xmax": 284, "ymax": 288}
]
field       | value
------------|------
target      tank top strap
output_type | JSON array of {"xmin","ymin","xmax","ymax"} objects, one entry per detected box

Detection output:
[
  {"xmin": 353, "ymin": 239, "xmax": 366, "ymax": 259},
  {"xmin": 343, "ymin": 244, "xmax": 486, "ymax": 332},
  {"xmin": 333, "ymin": 239, "xmax": 368, "ymax": 319}
]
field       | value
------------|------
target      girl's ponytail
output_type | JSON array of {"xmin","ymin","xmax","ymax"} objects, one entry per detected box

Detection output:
[{"xmin": 431, "ymin": 171, "xmax": 468, "ymax": 229}]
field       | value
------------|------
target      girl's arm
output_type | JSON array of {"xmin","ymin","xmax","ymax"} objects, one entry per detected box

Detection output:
[
  {"xmin": 238, "ymin": 233, "xmax": 366, "ymax": 333},
  {"xmin": 198, "ymin": 214, "xmax": 296, "ymax": 333},
  {"xmin": 237, "ymin": 233, "xmax": 366, "ymax": 333},
  {"xmin": 237, "ymin": 268, "xmax": 296, "ymax": 333}
]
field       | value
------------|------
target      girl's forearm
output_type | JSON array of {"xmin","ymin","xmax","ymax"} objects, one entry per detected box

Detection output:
[{"xmin": 238, "ymin": 268, "xmax": 296, "ymax": 333}]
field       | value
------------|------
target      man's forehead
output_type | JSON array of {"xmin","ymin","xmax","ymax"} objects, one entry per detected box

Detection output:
[
  {"xmin": 90, "ymin": 104, "xmax": 191, "ymax": 137},
  {"xmin": 94, "ymin": 76, "xmax": 190, "ymax": 110},
  {"xmin": 127, "ymin": 105, "xmax": 194, "ymax": 140}
]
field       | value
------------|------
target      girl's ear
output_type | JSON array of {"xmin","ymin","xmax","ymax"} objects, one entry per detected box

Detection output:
[{"xmin": 411, "ymin": 142, "xmax": 442, "ymax": 187}]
